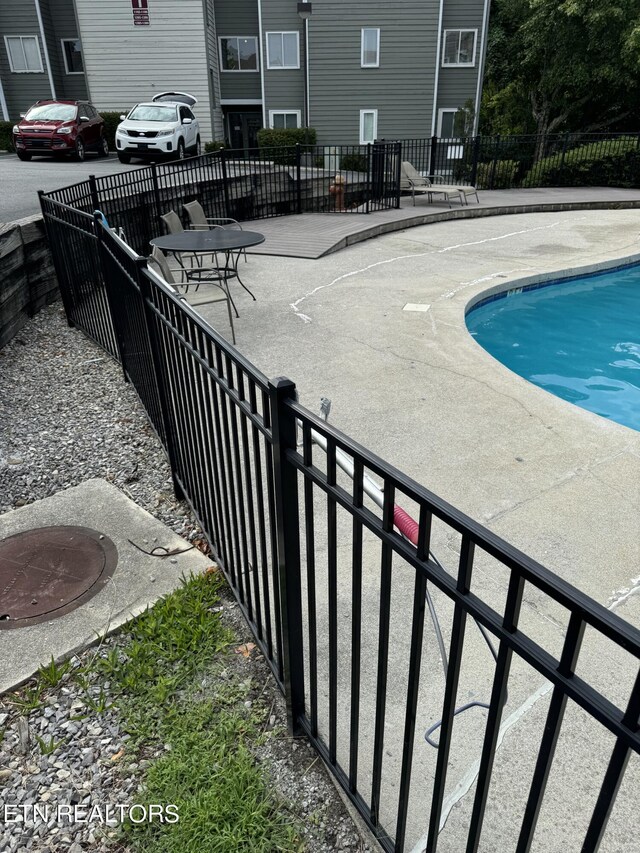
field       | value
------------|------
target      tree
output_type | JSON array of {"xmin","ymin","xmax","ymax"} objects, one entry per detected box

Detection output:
[{"xmin": 482, "ymin": 0, "xmax": 640, "ymax": 142}]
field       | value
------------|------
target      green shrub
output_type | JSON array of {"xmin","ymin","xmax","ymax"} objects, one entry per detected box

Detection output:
[
  {"xmin": 255, "ymin": 127, "xmax": 317, "ymax": 164},
  {"xmin": 205, "ymin": 140, "xmax": 227, "ymax": 153},
  {"xmin": 99, "ymin": 111, "xmax": 126, "ymax": 149},
  {"xmin": 522, "ymin": 137, "xmax": 640, "ymax": 188},
  {"xmin": 340, "ymin": 152, "xmax": 369, "ymax": 173},
  {"xmin": 475, "ymin": 159, "xmax": 519, "ymax": 189},
  {"xmin": 0, "ymin": 121, "xmax": 14, "ymax": 152}
]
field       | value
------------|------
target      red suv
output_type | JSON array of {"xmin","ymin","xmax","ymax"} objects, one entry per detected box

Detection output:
[{"xmin": 13, "ymin": 100, "xmax": 109, "ymax": 162}]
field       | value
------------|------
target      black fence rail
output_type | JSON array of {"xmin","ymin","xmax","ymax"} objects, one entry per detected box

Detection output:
[
  {"xmin": 38, "ymin": 195, "xmax": 118, "ymax": 359},
  {"xmin": 391, "ymin": 132, "xmax": 640, "ymax": 191},
  {"xmin": 43, "ymin": 142, "xmax": 401, "ymax": 256},
  {"xmin": 40, "ymin": 186, "xmax": 640, "ymax": 853}
]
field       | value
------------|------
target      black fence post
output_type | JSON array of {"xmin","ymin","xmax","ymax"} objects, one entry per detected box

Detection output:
[
  {"xmin": 395, "ymin": 141, "xmax": 402, "ymax": 209},
  {"xmin": 150, "ymin": 163, "xmax": 162, "ymax": 225},
  {"xmin": 296, "ymin": 143, "xmax": 302, "ymax": 214},
  {"xmin": 136, "ymin": 259, "xmax": 185, "ymax": 501},
  {"xmin": 220, "ymin": 148, "xmax": 231, "ymax": 218},
  {"xmin": 366, "ymin": 144, "xmax": 372, "ymax": 214},
  {"xmin": 489, "ymin": 135, "xmax": 501, "ymax": 189},
  {"xmin": 269, "ymin": 376, "xmax": 305, "ymax": 736},
  {"xmin": 471, "ymin": 135, "xmax": 481, "ymax": 187},
  {"xmin": 89, "ymin": 174, "xmax": 99, "ymax": 211},
  {"xmin": 39, "ymin": 190, "xmax": 75, "ymax": 328},
  {"xmin": 94, "ymin": 213, "xmax": 128, "ymax": 383},
  {"xmin": 559, "ymin": 132, "xmax": 570, "ymax": 184},
  {"xmin": 429, "ymin": 135, "xmax": 438, "ymax": 176}
]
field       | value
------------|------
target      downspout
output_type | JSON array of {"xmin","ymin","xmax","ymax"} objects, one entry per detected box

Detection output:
[
  {"xmin": 257, "ymin": 0, "xmax": 266, "ymax": 127},
  {"xmin": 430, "ymin": 0, "xmax": 445, "ymax": 136},
  {"xmin": 474, "ymin": 0, "xmax": 491, "ymax": 134},
  {"xmin": 34, "ymin": 0, "xmax": 56, "ymax": 99},
  {"xmin": 0, "ymin": 75, "xmax": 9, "ymax": 121}
]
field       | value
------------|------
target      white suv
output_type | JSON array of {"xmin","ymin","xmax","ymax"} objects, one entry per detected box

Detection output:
[{"xmin": 115, "ymin": 92, "xmax": 200, "ymax": 164}]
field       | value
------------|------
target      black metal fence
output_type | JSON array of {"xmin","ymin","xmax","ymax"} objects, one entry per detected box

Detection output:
[
  {"xmin": 39, "ymin": 190, "xmax": 640, "ymax": 853},
  {"xmin": 393, "ymin": 132, "xmax": 640, "ymax": 190},
  {"xmin": 42, "ymin": 142, "xmax": 401, "ymax": 256}
]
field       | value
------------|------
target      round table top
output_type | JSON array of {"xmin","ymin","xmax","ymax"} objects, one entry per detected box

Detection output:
[{"xmin": 150, "ymin": 229, "xmax": 265, "ymax": 252}]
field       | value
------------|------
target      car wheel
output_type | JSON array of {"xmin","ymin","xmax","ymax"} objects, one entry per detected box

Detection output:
[
  {"xmin": 195, "ymin": 136, "xmax": 201, "ymax": 156},
  {"xmin": 17, "ymin": 151, "xmax": 32, "ymax": 161},
  {"xmin": 74, "ymin": 138, "xmax": 85, "ymax": 162},
  {"xmin": 98, "ymin": 136, "xmax": 109, "ymax": 157},
  {"xmin": 117, "ymin": 152, "xmax": 131, "ymax": 164},
  {"xmin": 176, "ymin": 138, "xmax": 185, "ymax": 160}
]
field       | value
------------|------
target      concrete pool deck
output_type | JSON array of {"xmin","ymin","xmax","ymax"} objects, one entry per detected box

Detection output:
[
  {"xmin": 198, "ymin": 207, "xmax": 639, "ymax": 605},
  {"xmin": 192, "ymin": 207, "xmax": 640, "ymax": 850}
]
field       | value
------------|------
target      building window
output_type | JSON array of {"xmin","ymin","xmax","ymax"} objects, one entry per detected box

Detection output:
[
  {"xmin": 266, "ymin": 32, "xmax": 299, "ymax": 69},
  {"xmin": 4, "ymin": 36, "xmax": 43, "ymax": 73},
  {"xmin": 361, "ymin": 28, "xmax": 380, "ymax": 68},
  {"xmin": 269, "ymin": 110, "xmax": 301, "ymax": 129},
  {"xmin": 219, "ymin": 37, "xmax": 259, "ymax": 72},
  {"xmin": 359, "ymin": 109, "xmax": 377, "ymax": 144},
  {"xmin": 437, "ymin": 109, "xmax": 459, "ymax": 138},
  {"xmin": 442, "ymin": 30, "xmax": 477, "ymax": 66},
  {"xmin": 61, "ymin": 39, "xmax": 83, "ymax": 74}
]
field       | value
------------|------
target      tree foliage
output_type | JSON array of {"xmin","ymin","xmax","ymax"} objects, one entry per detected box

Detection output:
[{"xmin": 481, "ymin": 0, "xmax": 640, "ymax": 136}]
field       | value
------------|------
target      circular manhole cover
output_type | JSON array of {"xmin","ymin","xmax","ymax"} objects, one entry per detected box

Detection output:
[{"xmin": 0, "ymin": 526, "xmax": 118, "ymax": 629}]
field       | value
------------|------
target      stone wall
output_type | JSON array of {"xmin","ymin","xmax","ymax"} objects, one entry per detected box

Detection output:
[{"xmin": 0, "ymin": 216, "xmax": 58, "ymax": 349}]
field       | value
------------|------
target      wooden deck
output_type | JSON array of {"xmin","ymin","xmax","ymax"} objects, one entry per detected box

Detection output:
[{"xmin": 241, "ymin": 187, "xmax": 640, "ymax": 259}]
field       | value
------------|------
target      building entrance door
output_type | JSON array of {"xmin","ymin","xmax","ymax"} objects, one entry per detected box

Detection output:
[{"xmin": 227, "ymin": 110, "xmax": 262, "ymax": 153}]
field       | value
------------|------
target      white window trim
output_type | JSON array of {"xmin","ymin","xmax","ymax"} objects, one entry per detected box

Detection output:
[
  {"xmin": 441, "ymin": 29, "xmax": 477, "ymax": 67},
  {"xmin": 437, "ymin": 108, "xmax": 458, "ymax": 138},
  {"xmin": 61, "ymin": 38, "xmax": 83, "ymax": 75},
  {"xmin": 4, "ymin": 35, "xmax": 44, "ymax": 73},
  {"xmin": 265, "ymin": 31, "xmax": 300, "ymax": 70},
  {"xmin": 268, "ymin": 109, "xmax": 301, "ymax": 129},
  {"xmin": 360, "ymin": 28, "xmax": 380, "ymax": 68},
  {"xmin": 359, "ymin": 109, "xmax": 378, "ymax": 145},
  {"xmin": 218, "ymin": 35, "xmax": 260, "ymax": 72}
]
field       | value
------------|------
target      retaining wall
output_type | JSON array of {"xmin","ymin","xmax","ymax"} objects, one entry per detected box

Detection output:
[{"xmin": 0, "ymin": 216, "xmax": 58, "ymax": 348}]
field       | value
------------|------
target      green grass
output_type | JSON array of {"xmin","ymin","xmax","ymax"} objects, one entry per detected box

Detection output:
[
  {"xmin": 6, "ymin": 570, "xmax": 304, "ymax": 852},
  {"xmin": 95, "ymin": 571, "xmax": 302, "ymax": 852},
  {"xmin": 121, "ymin": 701, "xmax": 301, "ymax": 853}
]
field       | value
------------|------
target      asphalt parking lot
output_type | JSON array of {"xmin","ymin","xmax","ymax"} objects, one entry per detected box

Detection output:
[{"xmin": 0, "ymin": 152, "xmax": 132, "ymax": 223}]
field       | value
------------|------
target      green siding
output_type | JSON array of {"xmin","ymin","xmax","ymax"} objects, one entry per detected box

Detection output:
[
  {"xmin": 0, "ymin": 1, "xmax": 51, "ymax": 119},
  {"xmin": 49, "ymin": 0, "xmax": 88, "ymax": 101},
  {"xmin": 205, "ymin": 0, "xmax": 225, "ymax": 140},
  {"xmin": 261, "ymin": 0, "xmax": 304, "ymax": 125},
  {"xmin": 307, "ymin": 0, "xmax": 440, "ymax": 145},
  {"xmin": 436, "ymin": 0, "xmax": 487, "ymax": 130},
  {"xmin": 215, "ymin": 0, "xmax": 261, "ymax": 101}
]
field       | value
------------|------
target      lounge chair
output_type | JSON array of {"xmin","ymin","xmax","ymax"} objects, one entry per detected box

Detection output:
[{"xmin": 401, "ymin": 161, "xmax": 479, "ymax": 206}]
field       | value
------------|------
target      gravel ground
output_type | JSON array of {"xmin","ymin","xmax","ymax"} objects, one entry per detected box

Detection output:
[{"xmin": 0, "ymin": 303, "xmax": 374, "ymax": 853}]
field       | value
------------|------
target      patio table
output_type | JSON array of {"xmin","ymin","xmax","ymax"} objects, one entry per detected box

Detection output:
[{"xmin": 150, "ymin": 229, "xmax": 265, "ymax": 302}]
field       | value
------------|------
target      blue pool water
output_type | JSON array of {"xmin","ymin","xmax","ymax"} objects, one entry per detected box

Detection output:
[{"xmin": 465, "ymin": 264, "xmax": 640, "ymax": 431}]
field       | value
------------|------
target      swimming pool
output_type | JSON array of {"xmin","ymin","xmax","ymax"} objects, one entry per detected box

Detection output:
[{"xmin": 465, "ymin": 263, "xmax": 640, "ymax": 431}]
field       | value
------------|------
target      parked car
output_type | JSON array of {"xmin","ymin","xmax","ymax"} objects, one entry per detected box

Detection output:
[
  {"xmin": 12, "ymin": 100, "xmax": 108, "ymax": 162},
  {"xmin": 115, "ymin": 92, "xmax": 201, "ymax": 164}
]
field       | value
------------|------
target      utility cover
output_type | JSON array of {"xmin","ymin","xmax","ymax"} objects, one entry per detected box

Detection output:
[{"xmin": 0, "ymin": 526, "xmax": 117, "ymax": 629}]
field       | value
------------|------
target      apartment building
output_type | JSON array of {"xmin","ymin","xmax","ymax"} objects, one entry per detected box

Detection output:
[{"xmin": 1, "ymin": 0, "xmax": 489, "ymax": 147}]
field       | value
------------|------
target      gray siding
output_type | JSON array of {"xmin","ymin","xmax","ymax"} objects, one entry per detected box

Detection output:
[
  {"xmin": 204, "ymin": 0, "xmax": 225, "ymax": 140},
  {"xmin": 261, "ymin": 0, "xmax": 304, "ymax": 125},
  {"xmin": 48, "ymin": 0, "xmax": 88, "ymax": 101},
  {"xmin": 307, "ymin": 0, "xmax": 439, "ymax": 145},
  {"xmin": 215, "ymin": 0, "xmax": 261, "ymax": 102},
  {"xmin": 0, "ymin": 1, "xmax": 51, "ymax": 120},
  {"xmin": 436, "ymin": 0, "xmax": 487, "ymax": 131},
  {"xmin": 74, "ymin": 0, "xmax": 212, "ymax": 140}
]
